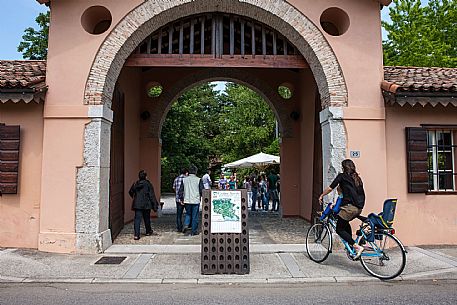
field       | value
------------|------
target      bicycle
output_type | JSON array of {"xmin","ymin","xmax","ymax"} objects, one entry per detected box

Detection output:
[{"xmin": 305, "ymin": 202, "xmax": 407, "ymax": 280}]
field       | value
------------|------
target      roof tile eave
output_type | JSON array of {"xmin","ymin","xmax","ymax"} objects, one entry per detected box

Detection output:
[
  {"xmin": 383, "ymin": 66, "xmax": 457, "ymax": 94},
  {"xmin": 0, "ymin": 60, "xmax": 46, "ymax": 91}
]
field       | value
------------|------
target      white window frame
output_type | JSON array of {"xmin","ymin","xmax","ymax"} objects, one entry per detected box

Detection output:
[{"xmin": 427, "ymin": 130, "xmax": 456, "ymax": 192}]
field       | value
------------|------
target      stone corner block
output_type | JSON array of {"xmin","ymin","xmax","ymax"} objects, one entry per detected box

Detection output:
[
  {"xmin": 319, "ymin": 106, "xmax": 344, "ymax": 124},
  {"xmin": 76, "ymin": 229, "xmax": 112, "ymax": 254},
  {"xmin": 88, "ymin": 105, "xmax": 114, "ymax": 123}
]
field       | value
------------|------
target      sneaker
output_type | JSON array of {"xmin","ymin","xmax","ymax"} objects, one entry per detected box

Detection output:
[
  {"xmin": 145, "ymin": 231, "xmax": 153, "ymax": 236},
  {"xmin": 353, "ymin": 245, "xmax": 364, "ymax": 260},
  {"xmin": 134, "ymin": 236, "xmax": 140, "ymax": 240}
]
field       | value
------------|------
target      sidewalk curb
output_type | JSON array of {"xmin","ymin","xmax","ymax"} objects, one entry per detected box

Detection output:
[
  {"xmin": 2, "ymin": 273, "xmax": 456, "ymax": 285},
  {"xmin": 400, "ymin": 267, "xmax": 457, "ymax": 280}
]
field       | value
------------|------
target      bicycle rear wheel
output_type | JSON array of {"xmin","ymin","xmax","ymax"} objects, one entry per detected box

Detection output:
[
  {"xmin": 360, "ymin": 231, "xmax": 406, "ymax": 280},
  {"xmin": 306, "ymin": 223, "xmax": 332, "ymax": 263}
]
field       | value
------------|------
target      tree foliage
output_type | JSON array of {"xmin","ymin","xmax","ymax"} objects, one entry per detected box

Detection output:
[
  {"xmin": 18, "ymin": 11, "xmax": 50, "ymax": 60},
  {"xmin": 383, "ymin": 0, "xmax": 457, "ymax": 67},
  {"xmin": 215, "ymin": 83, "xmax": 277, "ymax": 163},
  {"xmin": 160, "ymin": 83, "xmax": 221, "ymax": 191},
  {"xmin": 160, "ymin": 82, "xmax": 279, "ymax": 191}
]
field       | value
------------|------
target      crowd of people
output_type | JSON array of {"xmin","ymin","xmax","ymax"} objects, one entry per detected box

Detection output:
[
  {"xmin": 214, "ymin": 171, "xmax": 281, "ymax": 212},
  {"xmin": 129, "ymin": 166, "xmax": 281, "ymax": 240},
  {"xmin": 242, "ymin": 171, "xmax": 280, "ymax": 212}
]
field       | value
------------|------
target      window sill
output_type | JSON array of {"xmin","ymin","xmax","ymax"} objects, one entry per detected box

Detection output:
[{"xmin": 426, "ymin": 191, "xmax": 457, "ymax": 195}]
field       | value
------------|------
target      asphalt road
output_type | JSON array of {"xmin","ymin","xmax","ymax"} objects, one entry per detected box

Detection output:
[{"xmin": 1, "ymin": 280, "xmax": 456, "ymax": 305}]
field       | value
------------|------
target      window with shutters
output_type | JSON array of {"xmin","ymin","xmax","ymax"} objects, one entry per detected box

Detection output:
[
  {"xmin": 427, "ymin": 130, "xmax": 456, "ymax": 192},
  {"xmin": 0, "ymin": 123, "xmax": 20, "ymax": 195}
]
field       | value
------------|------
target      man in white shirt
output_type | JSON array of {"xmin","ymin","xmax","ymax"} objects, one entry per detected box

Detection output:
[
  {"xmin": 201, "ymin": 169, "xmax": 212, "ymax": 190},
  {"xmin": 178, "ymin": 165, "xmax": 204, "ymax": 236}
]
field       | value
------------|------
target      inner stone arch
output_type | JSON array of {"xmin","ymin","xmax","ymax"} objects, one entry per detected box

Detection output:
[{"xmin": 149, "ymin": 68, "xmax": 291, "ymax": 139}]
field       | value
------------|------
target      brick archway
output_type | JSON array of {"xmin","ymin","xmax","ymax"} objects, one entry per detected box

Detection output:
[
  {"xmin": 77, "ymin": 0, "xmax": 348, "ymax": 253},
  {"xmin": 84, "ymin": 0, "xmax": 347, "ymax": 108}
]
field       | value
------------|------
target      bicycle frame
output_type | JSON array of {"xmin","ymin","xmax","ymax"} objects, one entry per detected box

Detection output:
[
  {"xmin": 309, "ymin": 205, "xmax": 407, "ymax": 279},
  {"xmin": 324, "ymin": 213, "xmax": 388, "ymax": 259}
]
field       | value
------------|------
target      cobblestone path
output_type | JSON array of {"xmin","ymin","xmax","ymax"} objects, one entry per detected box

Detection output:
[{"xmin": 114, "ymin": 195, "xmax": 310, "ymax": 245}]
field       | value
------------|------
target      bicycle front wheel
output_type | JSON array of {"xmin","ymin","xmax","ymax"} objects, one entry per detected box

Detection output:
[
  {"xmin": 360, "ymin": 231, "xmax": 406, "ymax": 280},
  {"xmin": 305, "ymin": 222, "xmax": 332, "ymax": 263}
]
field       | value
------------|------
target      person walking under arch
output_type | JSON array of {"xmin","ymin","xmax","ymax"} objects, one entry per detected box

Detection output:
[
  {"xmin": 178, "ymin": 165, "xmax": 204, "ymax": 236},
  {"xmin": 202, "ymin": 169, "xmax": 212, "ymax": 190},
  {"xmin": 268, "ymin": 170, "xmax": 280, "ymax": 212},
  {"xmin": 319, "ymin": 159, "xmax": 366, "ymax": 259},
  {"xmin": 228, "ymin": 175, "xmax": 237, "ymax": 190},
  {"xmin": 173, "ymin": 168, "xmax": 188, "ymax": 232},
  {"xmin": 218, "ymin": 174, "xmax": 228, "ymax": 190},
  {"xmin": 129, "ymin": 170, "xmax": 159, "ymax": 240}
]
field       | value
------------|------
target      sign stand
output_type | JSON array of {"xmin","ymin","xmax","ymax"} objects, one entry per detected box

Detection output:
[{"xmin": 201, "ymin": 189, "xmax": 250, "ymax": 275}]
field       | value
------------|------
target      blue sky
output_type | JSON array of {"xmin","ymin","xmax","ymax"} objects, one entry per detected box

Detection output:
[
  {"xmin": 0, "ymin": 0, "xmax": 48, "ymax": 60},
  {"xmin": 0, "ymin": 0, "xmax": 429, "ymax": 60}
]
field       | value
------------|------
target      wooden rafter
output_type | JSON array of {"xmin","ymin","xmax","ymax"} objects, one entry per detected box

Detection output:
[
  {"xmin": 125, "ymin": 54, "xmax": 308, "ymax": 69},
  {"xmin": 129, "ymin": 13, "xmax": 308, "ymax": 69}
]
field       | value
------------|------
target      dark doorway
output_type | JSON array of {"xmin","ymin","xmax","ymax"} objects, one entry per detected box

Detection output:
[
  {"xmin": 109, "ymin": 87, "xmax": 125, "ymax": 240},
  {"xmin": 311, "ymin": 90, "xmax": 323, "ymax": 223}
]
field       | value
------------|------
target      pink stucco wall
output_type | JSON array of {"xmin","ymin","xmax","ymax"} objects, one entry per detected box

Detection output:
[
  {"xmin": 385, "ymin": 105, "xmax": 457, "ymax": 245},
  {"xmin": 290, "ymin": 0, "xmax": 384, "ymax": 108},
  {"xmin": 39, "ymin": 117, "xmax": 88, "ymax": 253},
  {"xmin": 36, "ymin": 0, "xmax": 142, "ymax": 252},
  {"xmin": 343, "ymin": 107, "xmax": 388, "ymax": 224},
  {"xmin": 0, "ymin": 102, "xmax": 43, "ymax": 249}
]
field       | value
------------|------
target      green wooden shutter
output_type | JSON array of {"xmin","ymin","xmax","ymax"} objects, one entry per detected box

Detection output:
[
  {"xmin": 0, "ymin": 124, "xmax": 20, "ymax": 194},
  {"xmin": 405, "ymin": 127, "xmax": 428, "ymax": 193}
]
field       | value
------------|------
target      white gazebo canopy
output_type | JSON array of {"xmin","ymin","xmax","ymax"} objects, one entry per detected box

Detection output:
[{"xmin": 223, "ymin": 152, "xmax": 280, "ymax": 169}]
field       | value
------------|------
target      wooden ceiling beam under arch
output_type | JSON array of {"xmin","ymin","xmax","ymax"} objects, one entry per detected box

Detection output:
[{"xmin": 125, "ymin": 13, "xmax": 309, "ymax": 69}]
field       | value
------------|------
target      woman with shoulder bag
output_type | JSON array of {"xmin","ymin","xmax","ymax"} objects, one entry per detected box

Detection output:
[{"xmin": 319, "ymin": 159, "xmax": 366, "ymax": 259}]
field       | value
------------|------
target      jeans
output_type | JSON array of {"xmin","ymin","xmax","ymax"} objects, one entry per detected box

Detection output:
[
  {"xmin": 184, "ymin": 204, "xmax": 200, "ymax": 235},
  {"xmin": 134, "ymin": 209, "xmax": 151, "ymax": 237},
  {"xmin": 270, "ymin": 189, "xmax": 280, "ymax": 211},
  {"xmin": 251, "ymin": 190, "xmax": 258, "ymax": 211},
  {"xmin": 261, "ymin": 193, "xmax": 269, "ymax": 210},
  {"xmin": 176, "ymin": 201, "xmax": 185, "ymax": 231}
]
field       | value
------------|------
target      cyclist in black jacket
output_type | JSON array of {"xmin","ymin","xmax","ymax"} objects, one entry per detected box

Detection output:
[{"xmin": 319, "ymin": 159, "xmax": 366, "ymax": 259}]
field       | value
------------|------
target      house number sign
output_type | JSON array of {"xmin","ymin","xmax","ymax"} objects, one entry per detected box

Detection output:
[{"xmin": 350, "ymin": 150, "xmax": 361, "ymax": 158}]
